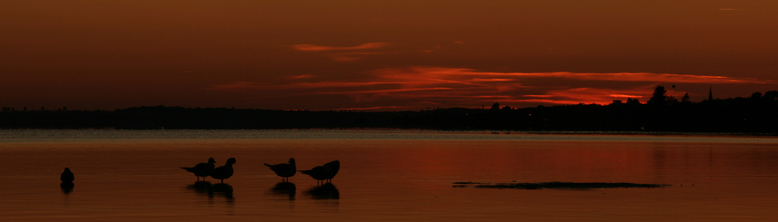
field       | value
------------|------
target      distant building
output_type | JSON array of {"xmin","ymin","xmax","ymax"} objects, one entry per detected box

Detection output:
[{"xmin": 708, "ymin": 87, "xmax": 713, "ymax": 101}]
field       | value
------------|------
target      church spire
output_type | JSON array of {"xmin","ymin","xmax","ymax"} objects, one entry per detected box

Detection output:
[{"xmin": 708, "ymin": 86, "xmax": 713, "ymax": 101}]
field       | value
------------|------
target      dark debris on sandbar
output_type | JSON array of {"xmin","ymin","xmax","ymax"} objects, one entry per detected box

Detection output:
[{"xmin": 453, "ymin": 181, "xmax": 670, "ymax": 189}]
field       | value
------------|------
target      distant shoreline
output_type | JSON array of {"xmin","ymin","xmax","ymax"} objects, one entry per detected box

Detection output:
[
  {"xmin": 2, "ymin": 128, "xmax": 778, "ymax": 136},
  {"xmin": 3, "ymin": 89, "xmax": 778, "ymax": 133}
]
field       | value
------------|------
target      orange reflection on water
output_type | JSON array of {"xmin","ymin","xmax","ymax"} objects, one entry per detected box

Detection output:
[{"xmin": 2, "ymin": 135, "xmax": 778, "ymax": 221}]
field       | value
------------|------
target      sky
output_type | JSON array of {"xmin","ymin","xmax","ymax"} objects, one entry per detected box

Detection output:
[{"xmin": 2, "ymin": 0, "xmax": 777, "ymax": 111}]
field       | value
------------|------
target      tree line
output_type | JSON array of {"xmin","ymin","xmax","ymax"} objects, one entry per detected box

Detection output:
[{"xmin": 2, "ymin": 86, "xmax": 778, "ymax": 133}]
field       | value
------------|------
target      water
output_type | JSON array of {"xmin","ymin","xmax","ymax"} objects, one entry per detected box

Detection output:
[{"xmin": 2, "ymin": 130, "xmax": 778, "ymax": 221}]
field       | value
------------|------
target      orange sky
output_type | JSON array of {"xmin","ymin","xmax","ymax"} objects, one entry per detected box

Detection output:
[{"xmin": 2, "ymin": 1, "xmax": 777, "ymax": 110}]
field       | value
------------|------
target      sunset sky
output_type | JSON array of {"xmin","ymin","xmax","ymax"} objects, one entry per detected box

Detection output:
[{"xmin": 2, "ymin": 0, "xmax": 777, "ymax": 111}]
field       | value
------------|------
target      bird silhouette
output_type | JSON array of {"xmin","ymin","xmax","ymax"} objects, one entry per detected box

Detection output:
[
  {"xmin": 180, "ymin": 158, "xmax": 216, "ymax": 181},
  {"xmin": 60, "ymin": 167, "xmax": 74, "ymax": 183},
  {"xmin": 265, "ymin": 158, "xmax": 296, "ymax": 181},
  {"xmin": 300, "ymin": 160, "xmax": 340, "ymax": 185},
  {"xmin": 211, "ymin": 158, "xmax": 236, "ymax": 183}
]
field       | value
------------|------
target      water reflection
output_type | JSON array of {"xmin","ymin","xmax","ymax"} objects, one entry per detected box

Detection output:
[
  {"xmin": 60, "ymin": 182, "xmax": 74, "ymax": 194},
  {"xmin": 187, "ymin": 181, "xmax": 213, "ymax": 195},
  {"xmin": 212, "ymin": 183, "xmax": 234, "ymax": 201},
  {"xmin": 186, "ymin": 181, "xmax": 234, "ymax": 202},
  {"xmin": 305, "ymin": 183, "xmax": 339, "ymax": 199},
  {"xmin": 269, "ymin": 182, "xmax": 296, "ymax": 200}
]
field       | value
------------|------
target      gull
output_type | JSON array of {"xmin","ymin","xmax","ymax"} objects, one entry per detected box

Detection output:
[
  {"xmin": 60, "ymin": 167, "xmax": 75, "ymax": 183},
  {"xmin": 211, "ymin": 157, "xmax": 236, "ymax": 183},
  {"xmin": 265, "ymin": 158, "xmax": 296, "ymax": 181},
  {"xmin": 180, "ymin": 158, "xmax": 216, "ymax": 181},
  {"xmin": 300, "ymin": 160, "xmax": 340, "ymax": 185}
]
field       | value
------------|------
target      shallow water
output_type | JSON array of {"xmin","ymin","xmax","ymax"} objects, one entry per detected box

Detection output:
[{"xmin": 2, "ymin": 130, "xmax": 778, "ymax": 221}]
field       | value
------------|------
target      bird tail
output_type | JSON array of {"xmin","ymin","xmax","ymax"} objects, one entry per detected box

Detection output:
[
  {"xmin": 180, "ymin": 167, "xmax": 194, "ymax": 172},
  {"xmin": 264, "ymin": 163, "xmax": 272, "ymax": 167}
]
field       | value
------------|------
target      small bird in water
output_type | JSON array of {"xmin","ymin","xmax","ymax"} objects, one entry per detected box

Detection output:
[
  {"xmin": 180, "ymin": 158, "xmax": 216, "ymax": 181},
  {"xmin": 265, "ymin": 158, "xmax": 296, "ymax": 181},
  {"xmin": 60, "ymin": 168, "xmax": 75, "ymax": 183},
  {"xmin": 300, "ymin": 160, "xmax": 340, "ymax": 185},
  {"xmin": 211, "ymin": 158, "xmax": 236, "ymax": 183}
]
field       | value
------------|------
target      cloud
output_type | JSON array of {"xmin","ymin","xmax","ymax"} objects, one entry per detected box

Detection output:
[
  {"xmin": 391, "ymin": 67, "xmax": 772, "ymax": 84},
  {"xmin": 292, "ymin": 42, "xmax": 391, "ymax": 51},
  {"xmin": 209, "ymin": 66, "xmax": 775, "ymax": 109},
  {"xmin": 292, "ymin": 42, "xmax": 393, "ymax": 62},
  {"xmin": 316, "ymin": 87, "xmax": 452, "ymax": 95},
  {"xmin": 331, "ymin": 105, "xmax": 423, "ymax": 111},
  {"xmin": 289, "ymin": 75, "xmax": 314, "ymax": 79}
]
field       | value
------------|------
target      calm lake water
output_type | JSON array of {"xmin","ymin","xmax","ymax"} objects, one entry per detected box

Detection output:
[{"xmin": 2, "ymin": 130, "xmax": 778, "ymax": 221}]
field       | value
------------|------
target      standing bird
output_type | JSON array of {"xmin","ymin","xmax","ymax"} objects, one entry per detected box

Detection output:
[
  {"xmin": 211, "ymin": 158, "xmax": 236, "ymax": 183},
  {"xmin": 300, "ymin": 160, "xmax": 340, "ymax": 185},
  {"xmin": 60, "ymin": 167, "xmax": 75, "ymax": 183},
  {"xmin": 265, "ymin": 158, "xmax": 296, "ymax": 181},
  {"xmin": 180, "ymin": 158, "xmax": 216, "ymax": 181}
]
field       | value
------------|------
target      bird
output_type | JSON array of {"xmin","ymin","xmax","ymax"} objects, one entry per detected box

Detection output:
[
  {"xmin": 300, "ymin": 160, "xmax": 340, "ymax": 185},
  {"xmin": 180, "ymin": 158, "xmax": 216, "ymax": 181},
  {"xmin": 265, "ymin": 158, "xmax": 296, "ymax": 181},
  {"xmin": 211, "ymin": 157, "xmax": 236, "ymax": 183},
  {"xmin": 323, "ymin": 160, "xmax": 340, "ymax": 182},
  {"xmin": 60, "ymin": 167, "xmax": 74, "ymax": 183}
]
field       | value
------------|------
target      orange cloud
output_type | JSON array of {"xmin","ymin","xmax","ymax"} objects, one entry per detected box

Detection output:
[
  {"xmin": 209, "ymin": 66, "xmax": 775, "ymax": 109},
  {"xmin": 292, "ymin": 42, "xmax": 393, "ymax": 62},
  {"xmin": 610, "ymin": 94, "xmax": 643, "ymax": 98},
  {"xmin": 292, "ymin": 42, "xmax": 391, "ymax": 51},
  {"xmin": 332, "ymin": 105, "xmax": 424, "ymax": 111},
  {"xmin": 524, "ymin": 95, "xmax": 553, "ymax": 98},
  {"xmin": 544, "ymin": 88, "xmax": 651, "ymax": 104},
  {"xmin": 392, "ymin": 67, "xmax": 772, "ymax": 84},
  {"xmin": 289, "ymin": 75, "xmax": 314, "ymax": 79},
  {"xmin": 489, "ymin": 88, "xmax": 651, "ymax": 105},
  {"xmin": 316, "ymin": 87, "xmax": 452, "ymax": 95}
]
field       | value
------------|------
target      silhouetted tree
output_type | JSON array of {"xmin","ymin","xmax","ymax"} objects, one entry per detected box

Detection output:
[
  {"xmin": 626, "ymin": 98, "xmax": 641, "ymax": 105},
  {"xmin": 490, "ymin": 103, "xmax": 500, "ymax": 111},
  {"xmin": 681, "ymin": 93, "xmax": 691, "ymax": 103},
  {"xmin": 765, "ymin": 91, "xmax": 778, "ymax": 100},
  {"xmin": 667, "ymin": 96, "xmax": 678, "ymax": 104},
  {"xmin": 648, "ymin": 85, "xmax": 668, "ymax": 106}
]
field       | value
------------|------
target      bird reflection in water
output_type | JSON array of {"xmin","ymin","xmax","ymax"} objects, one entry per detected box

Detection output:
[
  {"xmin": 186, "ymin": 181, "xmax": 234, "ymax": 202},
  {"xmin": 305, "ymin": 183, "xmax": 339, "ymax": 199},
  {"xmin": 187, "ymin": 181, "xmax": 213, "ymax": 195},
  {"xmin": 212, "ymin": 183, "xmax": 234, "ymax": 201},
  {"xmin": 60, "ymin": 182, "xmax": 74, "ymax": 194},
  {"xmin": 269, "ymin": 182, "xmax": 296, "ymax": 200}
]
